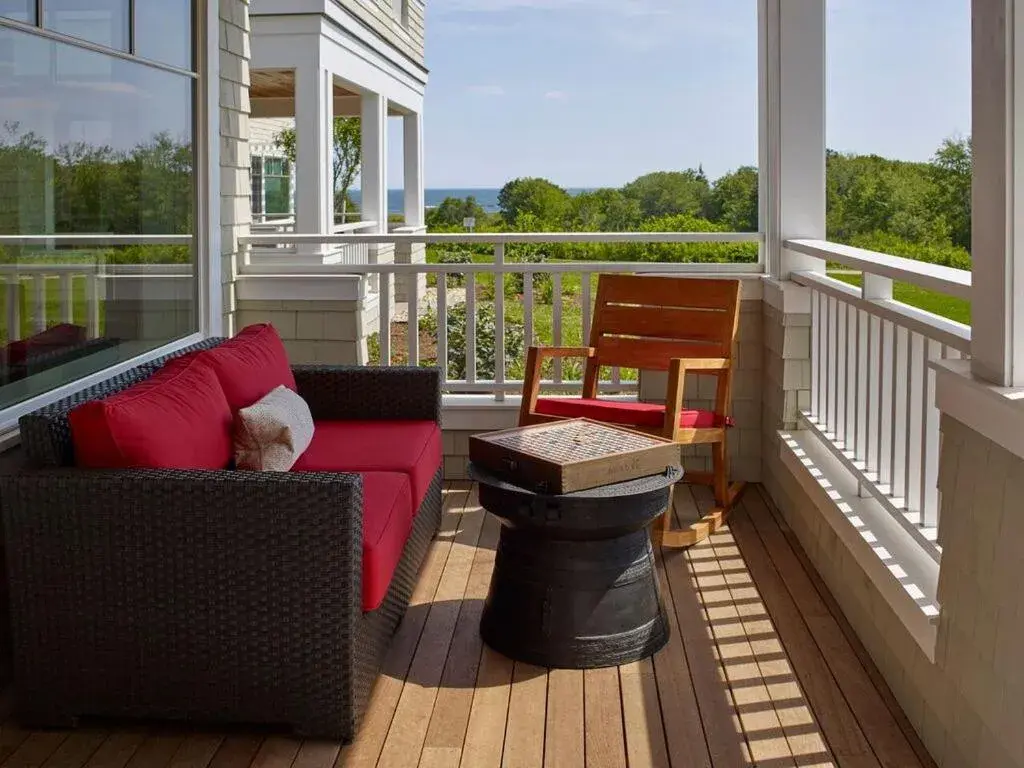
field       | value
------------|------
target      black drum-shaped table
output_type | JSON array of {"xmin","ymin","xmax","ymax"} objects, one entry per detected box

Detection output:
[{"xmin": 469, "ymin": 463, "xmax": 682, "ymax": 669}]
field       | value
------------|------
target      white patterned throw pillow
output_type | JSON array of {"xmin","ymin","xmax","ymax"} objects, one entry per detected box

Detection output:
[{"xmin": 234, "ymin": 385, "xmax": 315, "ymax": 471}]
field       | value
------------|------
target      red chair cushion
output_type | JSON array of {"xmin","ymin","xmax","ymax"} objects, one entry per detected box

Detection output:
[
  {"xmin": 5, "ymin": 323, "xmax": 87, "ymax": 365},
  {"xmin": 361, "ymin": 472, "xmax": 415, "ymax": 611},
  {"xmin": 293, "ymin": 420, "xmax": 441, "ymax": 508},
  {"xmin": 70, "ymin": 357, "xmax": 233, "ymax": 469},
  {"xmin": 534, "ymin": 397, "xmax": 732, "ymax": 429},
  {"xmin": 170, "ymin": 324, "xmax": 296, "ymax": 412}
]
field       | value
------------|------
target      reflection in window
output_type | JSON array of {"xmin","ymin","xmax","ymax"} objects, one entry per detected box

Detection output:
[
  {"xmin": 134, "ymin": 0, "xmax": 192, "ymax": 69},
  {"xmin": 43, "ymin": 0, "xmax": 130, "ymax": 52},
  {"xmin": 264, "ymin": 158, "xmax": 291, "ymax": 216},
  {"xmin": 0, "ymin": 20, "xmax": 196, "ymax": 410},
  {"xmin": 0, "ymin": 1, "xmax": 34, "ymax": 24},
  {"xmin": 251, "ymin": 157, "xmax": 264, "ymax": 218}
]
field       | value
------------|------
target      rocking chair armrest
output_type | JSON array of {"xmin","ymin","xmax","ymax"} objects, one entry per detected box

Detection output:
[
  {"xmin": 668, "ymin": 357, "xmax": 732, "ymax": 373},
  {"xmin": 530, "ymin": 346, "xmax": 597, "ymax": 360}
]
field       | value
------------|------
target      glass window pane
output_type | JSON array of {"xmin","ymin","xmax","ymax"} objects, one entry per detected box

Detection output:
[
  {"xmin": 265, "ymin": 176, "xmax": 290, "ymax": 215},
  {"xmin": 0, "ymin": 1, "xmax": 35, "ymax": 24},
  {"xmin": 135, "ymin": 0, "xmax": 192, "ymax": 70},
  {"xmin": 44, "ymin": 0, "xmax": 129, "ymax": 53},
  {"xmin": 0, "ymin": 25, "xmax": 196, "ymax": 409}
]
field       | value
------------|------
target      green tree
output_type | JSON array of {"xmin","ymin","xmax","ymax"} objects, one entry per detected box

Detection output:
[
  {"xmin": 275, "ymin": 117, "xmax": 362, "ymax": 219},
  {"xmin": 497, "ymin": 177, "xmax": 572, "ymax": 227},
  {"xmin": 568, "ymin": 188, "xmax": 642, "ymax": 231},
  {"xmin": 622, "ymin": 169, "xmax": 711, "ymax": 218},
  {"xmin": 426, "ymin": 195, "xmax": 487, "ymax": 229},
  {"xmin": 930, "ymin": 136, "xmax": 972, "ymax": 250},
  {"xmin": 705, "ymin": 166, "xmax": 758, "ymax": 231}
]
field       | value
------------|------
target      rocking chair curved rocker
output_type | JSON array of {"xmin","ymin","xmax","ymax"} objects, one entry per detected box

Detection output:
[{"xmin": 518, "ymin": 274, "xmax": 745, "ymax": 547}]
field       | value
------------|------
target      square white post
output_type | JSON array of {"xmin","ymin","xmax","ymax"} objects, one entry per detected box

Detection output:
[
  {"xmin": 294, "ymin": 61, "xmax": 333, "ymax": 252},
  {"xmin": 971, "ymin": 0, "xmax": 1024, "ymax": 386},
  {"xmin": 403, "ymin": 111, "xmax": 425, "ymax": 227},
  {"xmin": 361, "ymin": 92, "xmax": 388, "ymax": 236},
  {"xmin": 760, "ymin": 0, "xmax": 827, "ymax": 279}
]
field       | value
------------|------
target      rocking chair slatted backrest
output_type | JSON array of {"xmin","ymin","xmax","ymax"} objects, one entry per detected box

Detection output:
[{"xmin": 581, "ymin": 275, "xmax": 742, "ymax": 396}]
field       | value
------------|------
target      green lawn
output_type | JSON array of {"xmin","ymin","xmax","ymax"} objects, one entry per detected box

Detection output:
[
  {"xmin": 0, "ymin": 276, "xmax": 102, "ymax": 340},
  {"xmin": 828, "ymin": 272, "xmax": 970, "ymax": 325}
]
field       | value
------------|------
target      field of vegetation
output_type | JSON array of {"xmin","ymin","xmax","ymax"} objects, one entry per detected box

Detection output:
[{"xmin": 372, "ymin": 139, "xmax": 972, "ymax": 374}]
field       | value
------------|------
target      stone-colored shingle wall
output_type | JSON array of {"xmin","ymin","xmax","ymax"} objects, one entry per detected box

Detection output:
[
  {"xmin": 220, "ymin": 0, "xmax": 252, "ymax": 335},
  {"xmin": 333, "ymin": 0, "xmax": 425, "ymax": 66}
]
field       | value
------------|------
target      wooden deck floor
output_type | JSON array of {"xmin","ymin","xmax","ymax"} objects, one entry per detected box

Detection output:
[{"xmin": 0, "ymin": 483, "xmax": 935, "ymax": 768}]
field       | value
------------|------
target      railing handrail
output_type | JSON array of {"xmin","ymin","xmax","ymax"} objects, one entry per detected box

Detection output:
[
  {"xmin": 0, "ymin": 235, "xmax": 193, "ymax": 247},
  {"xmin": 238, "ymin": 231, "xmax": 764, "ymax": 247},
  {"xmin": 332, "ymin": 220, "xmax": 379, "ymax": 234},
  {"xmin": 785, "ymin": 238, "xmax": 972, "ymax": 301},
  {"xmin": 792, "ymin": 270, "xmax": 971, "ymax": 353},
  {"xmin": 0, "ymin": 263, "xmax": 191, "ymax": 276},
  {"xmin": 240, "ymin": 261, "xmax": 763, "ymax": 275}
]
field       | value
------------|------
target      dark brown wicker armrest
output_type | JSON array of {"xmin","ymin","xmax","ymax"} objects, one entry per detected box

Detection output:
[
  {"xmin": 0, "ymin": 468, "xmax": 364, "ymax": 650},
  {"xmin": 292, "ymin": 365, "xmax": 442, "ymax": 423}
]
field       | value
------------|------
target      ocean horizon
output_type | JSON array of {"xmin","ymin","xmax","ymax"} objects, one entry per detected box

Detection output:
[{"xmin": 349, "ymin": 187, "xmax": 593, "ymax": 215}]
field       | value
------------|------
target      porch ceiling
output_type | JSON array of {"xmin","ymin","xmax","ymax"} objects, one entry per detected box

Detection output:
[{"xmin": 250, "ymin": 69, "xmax": 405, "ymax": 118}]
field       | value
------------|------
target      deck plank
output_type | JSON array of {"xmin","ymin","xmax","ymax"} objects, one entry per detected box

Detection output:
[
  {"xmin": 742, "ymin": 491, "xmax": 925, "ymax": 768},
  {"xmin": 650, "ymin": 540, "xmax": 713, "ymax": 768},
  {"xmin": 167, "ymin": 735, "xmax": 224, "ymax": 768},
  {"xmin": 419, "ymin": 513, "xmax": 501, "ymax": 768},
  {"xmin": 377, "ymin": 488, "xmax": 486, "ymax": 768},
  {"xmin": 2, "ymin": 732, "xmax": 71, "ymax": 768},
  {"xmin": 290, "ymin": 742, "xmax": 341, "ymax": 768},
  {"xmin": 756, "ymin": 489, "xmax": 937, "ymax": 768},
  {"xmin": 690, "ymin": 487, "xmax": 834, "ymax": 767},
  {"xmin": 583, "ymin": 666, "xmax": 626, "ymax": 768},
  {"xmin": 619, "ymin": 658, "xmax": 669, "ymax": 768},
  {"xmin": 248, "ymin": 737, "xmax": 301, "ymax": 768},
  {"xmin": 728, "ymin": 500, "xmax": 881, "ymax": 767},
  {"xmin": 123, "ymin": 735, "xmax": 185, "ymax": 768},
  {"xmin": 501, "ymin": 663, "xmax": 547, "ymax": 768},
  {"xmin": 543, "ymin": 669, "xmax": 584, "ymax": 768},
  {"xmin": 458, "ymin": 647, "xmax": 514, "ymax": 768},
  {"xmin": 206, "ymin": 737, "xmax": 263, "ymax": 768},
  {"xmin": 82, "ymin": 734, "xmax": 146, "ymax": 768},
  {"xmin": 658, "ymin": 538, "xmax": 749, "ymax": 767},
  {"xmin": 338, "ymin": 484, "xmax": 469, "ymax": 768},
  {"xmin": 39, "ymin": 731, "xmax": 107, "ymax": 768}
]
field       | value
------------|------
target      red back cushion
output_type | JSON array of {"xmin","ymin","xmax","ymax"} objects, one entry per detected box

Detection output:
[
  {"xmin": 171, "ymin": 324, "xmax": 296, "ymax": 412},
  {"xmin": 70, "ymin": 358, "xmax": 233, "ymax": 469},
  {"xmin": 6, "ymin": 323, "xmax": 87, "ymax": 365}
]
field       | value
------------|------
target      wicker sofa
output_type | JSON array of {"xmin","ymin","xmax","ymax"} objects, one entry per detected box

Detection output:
[{"xmin": 0, "ymin": 335, "xmax": 444, "ymax": 741}]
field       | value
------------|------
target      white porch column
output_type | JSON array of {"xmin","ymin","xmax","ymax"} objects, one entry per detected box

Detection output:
[
  {"xmin": 970, "ymin": 0, "xmax": 1024, "ymax": 386},
  {"xmin": 403, "ymin": 111, "xmax": 425, "ymax": 227},
  {"xmin": 294, "ymin": 61, "xmax": 333, "ymax": 249},
  {"xmin": 760, "ymin": 0, "xmax": 827, "ymax": 278},
  {"xmin": 361, "ymin": 92, "xmax": 388, "ymax": 237}
]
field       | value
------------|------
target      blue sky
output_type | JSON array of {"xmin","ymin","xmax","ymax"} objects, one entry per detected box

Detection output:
[{"xmin": 391, "ymin": 0, "xmax": 971, "ymax": 189}]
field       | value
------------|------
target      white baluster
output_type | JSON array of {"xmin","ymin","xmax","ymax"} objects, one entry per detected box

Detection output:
[
  {"xmin": 380, "ymin": 272, "xmax": 392, "ymax": 367},
  {"xmin": 32, "ymin": 274, "xmax": 46, "ymax": 334},
  {"xmin": 921, "ymin": 339, "xmax": 941, "ymax": 528},
  {"xmin": 60, "ymin": 273, "xmax": 74, "ymax": 324},
  {"xmin": 437, "ymin": 271, "xmax": 448, "ymax": 384},
  {"xmin": 552, "ymin": 272, "xmax": 563, "ymax": 384},
  {"xmin": 466, "ymin": 272, "xmax": 477, "ymax": 384},
  {"xmin": 493, "ymin": 244, "xmax": 505, "ymax": 402},
  {"xmin": 6, "ymin": 277, "xmax": 21, "ymax": 342},
  {"xmin": 408, "ymin": 268, "xmax": 420, "ymax": 368}
]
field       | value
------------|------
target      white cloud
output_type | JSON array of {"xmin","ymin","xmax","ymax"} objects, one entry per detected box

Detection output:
[
  {"xmin": 544, "ymin": 90, "xmax": 567, "ymax": 100},
  {"xmin": 467, "ymin": 84, "xmax": 506, "ymax": 96}
]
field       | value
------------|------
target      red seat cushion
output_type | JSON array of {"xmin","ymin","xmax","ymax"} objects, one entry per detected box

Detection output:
[
  {"xmin": 361, "ymin": 472, "xmax": 415, "ymax": 611},
  {"xmin": 170, "ymin": 324, "xmax": 296, "ymax": 412},
  {"xmin": 70, "ymin": 357, "xmax": 233, "ymax": 469},
  {"xmin": 293, "ymin": 420, "xmax": 441, "ymax": 508},
  {"xmin": 534, "ymin": 397, "xmax": 732, "ymax": 429},
  {"xmin": 5, "ymin": 323, "xmax": 86, "ymax": 365}
]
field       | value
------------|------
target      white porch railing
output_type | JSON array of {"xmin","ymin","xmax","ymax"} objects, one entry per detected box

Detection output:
[
  {"xmin": 787, "ymin": 239, "xmax": 972, "ymax": 560},
  {"xmin": 0, "ymin": 235, "xmax": 193, "ymax": 342},
  {"xmin": 238, "ymin": 230, "xmax": 763, "ymax": 398},
  {"xmin": 247, "ymin": 221, "xmax": 379, "ymax": 265}
]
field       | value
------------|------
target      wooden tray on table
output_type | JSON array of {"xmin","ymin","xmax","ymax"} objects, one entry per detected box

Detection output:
[{"xmin": 469, "ymin": 418, "xmax": 681, "ymax": 494}]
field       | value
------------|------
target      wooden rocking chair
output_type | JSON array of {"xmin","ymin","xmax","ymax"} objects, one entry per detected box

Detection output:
[{"xmin": 518, "ymin": 274, "xmax": 745, "ymax": 547}]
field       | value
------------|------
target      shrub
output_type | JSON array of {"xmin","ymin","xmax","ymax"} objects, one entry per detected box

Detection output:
[{"xmin": 445, "ymin": 302, "xmax": 525, "ymax": 381}]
